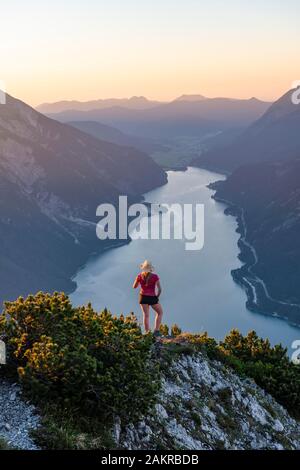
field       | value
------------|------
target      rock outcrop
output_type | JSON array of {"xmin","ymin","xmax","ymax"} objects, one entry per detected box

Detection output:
[
  {"xmin": 0, "ymin": 380, "xmax": 39, "ymax": 450},
  {"xmin": 116, "ymin": 350, "xmax": 300, "ymax": 450}
]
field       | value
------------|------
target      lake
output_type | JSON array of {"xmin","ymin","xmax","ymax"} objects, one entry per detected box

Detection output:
[{"xmin": 71, "ymin": 167, "xmax": 300, "ymax": 353}]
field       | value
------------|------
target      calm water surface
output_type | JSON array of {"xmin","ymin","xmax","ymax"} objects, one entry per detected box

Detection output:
[{"xmin": 71, "ymin": 167, "xmax": 300, "ymax": 353}]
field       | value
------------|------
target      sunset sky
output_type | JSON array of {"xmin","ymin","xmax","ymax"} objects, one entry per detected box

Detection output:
[{"xmin": 1, "ymin": 0, "xmax": 300, "ymax": 106}]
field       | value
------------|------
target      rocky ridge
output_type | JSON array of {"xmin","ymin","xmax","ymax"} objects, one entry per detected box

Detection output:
[{"xmin": 116, "ymin": 348, "xmax": 300, "ymax": 450}]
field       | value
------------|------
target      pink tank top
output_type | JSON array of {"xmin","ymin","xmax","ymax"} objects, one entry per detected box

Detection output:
[{"xmin": 137, "ymin": 273, "xmax": 159, "ymax": 296}]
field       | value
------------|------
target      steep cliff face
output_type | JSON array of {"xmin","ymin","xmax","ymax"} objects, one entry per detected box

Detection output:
[
  {"xmin": 0, "ymin": 93, "xmax": 167, "ymax": 302},
  {"xmin": 116, "ymin": 351, "xmax": 300, "ymax": 450}
]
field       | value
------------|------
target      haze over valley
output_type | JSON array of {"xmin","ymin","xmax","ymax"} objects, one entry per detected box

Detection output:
[
  {"xmin": 1, "ymin": 84, "xmax": 300, "ymax": 337},
  {"xmin": 0, "ymin": 93, "xmax": 166, "ymax": 302},
  {"xmin": 2, "ymin": 1, "xmax": 300, "ymax": 453}
]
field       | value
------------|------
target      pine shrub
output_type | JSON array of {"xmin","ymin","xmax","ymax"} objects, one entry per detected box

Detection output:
[
  {"xmin": 219, "ymin": 329, "xmax": 300, "ymax": 416},
  {"xmin": 171, "ymin": 324, "xmax": 182, "ymax": 337},
  {"xmin": 0, "ymin": 292, "xmax": 160, "ymax": 420}
]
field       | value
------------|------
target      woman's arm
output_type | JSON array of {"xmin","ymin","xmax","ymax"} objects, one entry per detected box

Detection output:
[
  {"xmin": 133, "ymin": 276, "xmax": 140, "ymax": 289},
  {"xmin": 156, "ymin": 280, "xmax": 162, "ymax": 297}
]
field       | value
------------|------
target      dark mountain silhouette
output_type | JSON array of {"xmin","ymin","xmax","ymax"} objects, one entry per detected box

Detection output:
[
  {"xmin": 43, "ymin": 97, "xmax": 270, "ymax": 140},
  {"xmin": 0, "ymin": 93, "xmax": 167, "ymax": 302},
  {"xmin": 193, "ymin": 89, "xmax": 300, "ymax": 171},
  {"xmin": 213, "ymin": 157, "xmax": 300, "ymax": 323},
  {"xmin": 67, "ymin": 121, "xmax": 167, "ymax": 154},
  {"xmin": 203, "ymin": 89, "xmax": 300, "ymax": 323}
]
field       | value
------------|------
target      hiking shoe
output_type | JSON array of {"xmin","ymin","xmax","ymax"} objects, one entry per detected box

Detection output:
[{"xmin": 153, "ymin": 330, "xmax": 162, "ymax": 338}]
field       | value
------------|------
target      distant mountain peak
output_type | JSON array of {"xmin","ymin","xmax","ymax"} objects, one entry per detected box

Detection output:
[
  {"xmin": 175, "ymin": 94, "xmax": 207, "ymax": 102},
  {"xmin": 37, "ymin": 96, "xmax": 162, "ymax": 113},
  {"xmin": 128, "ymin": 96, "xmax": 149, "ymax": 102}
]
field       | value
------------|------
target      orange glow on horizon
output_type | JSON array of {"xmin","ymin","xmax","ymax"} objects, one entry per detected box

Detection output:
[{"xmin": 1, "ymin": 1, "xmax": 300, "ymax": 106}]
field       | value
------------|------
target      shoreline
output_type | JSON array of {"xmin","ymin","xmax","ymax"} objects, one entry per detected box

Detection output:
[
  {"xmin": 211, "ymin": 189, "xmax": 300, "ymax": 329},
  {"xmin": 190, "ymin": 161, "xmax": 232, "ymax": 177},
  {"xmin": 68, "ymin": 181, "xmax": 169, "ymax": 297},
  {"xmin": 68, "ymin": 165, "xmax": 300, "ymax": 332},
  {"xmin": 69, "ymin": 238, "xmax": 132, "ymax": 294}
]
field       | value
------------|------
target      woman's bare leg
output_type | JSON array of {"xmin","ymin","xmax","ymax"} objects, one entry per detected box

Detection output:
[
  {"xmin": 140, "ymin": 304, "xmax": 150, "ymax": 332},
  {"xmin": 151, "ymin": 303, "xmax": 163, "ymax": 331}
]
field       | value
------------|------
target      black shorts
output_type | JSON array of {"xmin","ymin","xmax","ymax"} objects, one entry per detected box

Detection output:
[{"xmin": 139, "ymin": 294, "xmax": 159, "ymax": 305}]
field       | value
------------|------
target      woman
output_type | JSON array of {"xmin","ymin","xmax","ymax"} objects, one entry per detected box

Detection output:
[{"xmin": 133, "ymin": 260, "xmax": 163, "ymax": 336}]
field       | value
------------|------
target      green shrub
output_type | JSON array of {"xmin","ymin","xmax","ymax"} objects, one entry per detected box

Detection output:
[
  {"xmin": 219, "ymin": 329, "xmax": 300, "ymax": 417},
  {"xmin": 159, "ymin": 324, "xmax": 169, "ymax": 336},
  {"xmin": 171, "ymin": 324, "xmax": 182, "ymax": 337},
  {"xmin": 0, "ymin": 292, "xmax": 160, "ymax": 421},
  {"xmin": 220, "ymin": 329, "xmax": 287, "ymax": 364},
  {"xmin": 30, "ymin": 403, "xmax": 116, "ymax": 450},
  {"xmin": 184, "ymin": 331, "xmax": 219, "ymax": 357}
]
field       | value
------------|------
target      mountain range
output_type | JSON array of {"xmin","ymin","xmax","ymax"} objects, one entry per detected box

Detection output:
[
  {"xmin": 40, "ymin": 96, "xmax": 271, "ymax": 140},
  {"xmin": 2, "ymin": 87, "xmax": 300, "ymax": 326},
  {"xmin": 193, "ymin": 89, "xmax": 300, "ymax": 171},
  {"xmin": 0, "ymin": 93, "xmax": 167, "ymax": 303},
  {"xmin": 202, "ymin": 88, "xmax": 300, "ymax": 323},
  {"xmin": 36, "ymin": 96, "xmax": 163, "ymax": 113},
  {"xmin": 37, "ymin": 94, "xmax": 208, "ymax": 114}
]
